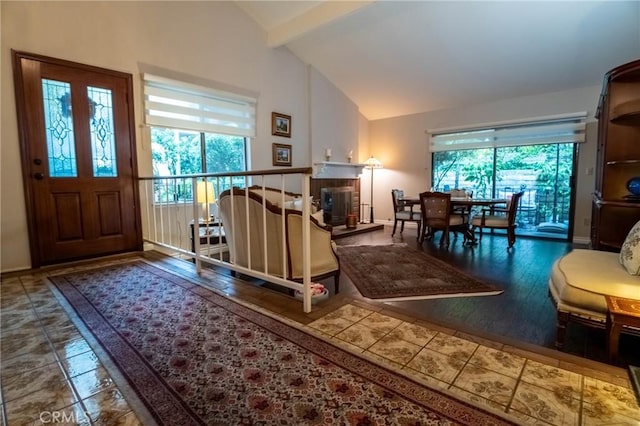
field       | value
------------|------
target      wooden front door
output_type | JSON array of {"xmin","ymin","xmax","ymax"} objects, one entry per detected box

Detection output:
[{"xmin": 12, "ymin": 51, "xmax": 141, "ymax": 267}]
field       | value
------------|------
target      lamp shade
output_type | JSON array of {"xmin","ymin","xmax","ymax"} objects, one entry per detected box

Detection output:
[
  {"xmin": 365, "ymin": 156, "xmax": 383, "ymax": 169},
  {"xmin": 196, "ymin": 181, "xmax": 215, "ymax": 204}
]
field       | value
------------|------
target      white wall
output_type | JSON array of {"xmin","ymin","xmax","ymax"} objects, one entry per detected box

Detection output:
[
  {"xmin": 0, "ymin": 1, "xmax": 360, "ymax": 272},
  {"xmin": 309, "ymin": 67, "xmax": 360, "ymax": 164},
  {"xmin": 368, "ymin": 85, "xmax": 602, "ymax": 241}
]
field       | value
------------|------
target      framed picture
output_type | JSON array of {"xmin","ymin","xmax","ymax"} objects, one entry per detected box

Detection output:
[
  {"xmin": 272, "ymin": 112, "xmax": 291, "ymax": 138},
  {"xmin": 272, "ymin": 143, "xmax": 292, "ymax": 167}
]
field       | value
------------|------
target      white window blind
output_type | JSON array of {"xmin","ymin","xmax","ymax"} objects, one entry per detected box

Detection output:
[
  {"xmin": 430, "ymin": 112, "xmax": 587, "ymax": 152},
  {"xmin": 143, "ymin": 74, "xmax": 256, "ymax": 137}
]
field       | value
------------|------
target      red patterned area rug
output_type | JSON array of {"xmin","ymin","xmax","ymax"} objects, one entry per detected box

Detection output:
[
  {"xmin": 338, "ymin": 244, "xmax": 504, "ymax": 301},
  {"xmin": 49, "ymin": 261, "xmax": 515, "ymax": 425}
]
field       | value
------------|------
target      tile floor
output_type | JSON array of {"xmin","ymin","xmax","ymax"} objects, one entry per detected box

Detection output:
[{"xmin": 1, "ymin": 255, "xmax": 639, "ymax": 425}]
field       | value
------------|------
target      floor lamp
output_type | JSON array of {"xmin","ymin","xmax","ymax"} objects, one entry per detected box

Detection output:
[{"xmin": 365, "ymin": 156, "xmax": 383, "ymax": 224}]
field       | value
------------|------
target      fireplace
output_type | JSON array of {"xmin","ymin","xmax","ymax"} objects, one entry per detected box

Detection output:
[
  {"xmin": 310, "ymin": 178, "xmax": 361, "ymax": 226},
  {"xmin": 320, "ymin": 186, "xmax": 354, "ymax": 225}
]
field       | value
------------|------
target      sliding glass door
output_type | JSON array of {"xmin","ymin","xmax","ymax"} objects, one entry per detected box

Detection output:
[{"xmin": 432, "ymin": 143, "xmax": 577, "ymax": 240}]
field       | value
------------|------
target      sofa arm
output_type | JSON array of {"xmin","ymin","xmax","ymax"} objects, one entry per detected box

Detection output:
[{"xmin": 286, "ymin": 212, "xmax": 340, "ymax": 280}]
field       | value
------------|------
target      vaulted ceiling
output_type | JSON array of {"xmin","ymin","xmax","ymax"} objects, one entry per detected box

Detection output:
[{"xmin": 236, "ymin": 1, "xmax": 640, "ymax": 121}]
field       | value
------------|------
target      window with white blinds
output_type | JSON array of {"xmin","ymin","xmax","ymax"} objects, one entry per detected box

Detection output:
[
  {"xmin": 430, "ymin": 112, "xmax": 587, "ymax": 152},
  {"xmin": 143, "ymin": 74, "xmax": 256, "ymax": 137}
]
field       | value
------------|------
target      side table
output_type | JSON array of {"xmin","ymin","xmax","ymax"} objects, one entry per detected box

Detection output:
[
  {"xmin": 189, "ymin": 219, "xmax": 226, "ymax": 257},
  {"xmin": 605, "ymin": 295, "xmax": 640, "ymax": 363}
]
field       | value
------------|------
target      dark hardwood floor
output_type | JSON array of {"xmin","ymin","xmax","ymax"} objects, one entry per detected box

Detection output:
[{"xmin": 331, "ymin": 225, "xmax": 639, "ymax": 369}]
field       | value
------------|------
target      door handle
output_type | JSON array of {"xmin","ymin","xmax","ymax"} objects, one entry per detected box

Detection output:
[{"xmin": 34, "ymin": 172, "xmax": 44, "ymax": 180}]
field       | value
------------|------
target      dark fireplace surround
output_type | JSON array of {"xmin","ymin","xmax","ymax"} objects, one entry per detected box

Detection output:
[{"xmin": 310, "ymin": 178, "xmax": 361, "ymax": 226}]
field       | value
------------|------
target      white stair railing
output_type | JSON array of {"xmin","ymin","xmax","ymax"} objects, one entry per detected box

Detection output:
[{"xmin": 138, "ymin": 168, "xmax": 315, "ymax": 312}]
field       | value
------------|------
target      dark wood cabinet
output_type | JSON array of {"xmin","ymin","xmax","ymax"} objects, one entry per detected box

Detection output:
[{"xmin": 591, "ymin": 59, "xmax": 640, "ymax": 251}]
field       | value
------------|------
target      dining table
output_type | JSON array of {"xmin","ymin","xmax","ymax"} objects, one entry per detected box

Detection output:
[{"xmin": 398, "ymin": 195, "xmax": 508, "ymax": 245}]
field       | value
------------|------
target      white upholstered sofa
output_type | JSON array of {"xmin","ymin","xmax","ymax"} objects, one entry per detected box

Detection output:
[
  {"xmin": 548, "ymin": 221, "xmax": 640, "ymax": 348},
  {"xmin": 218, "ymin": 186, "xmax": 340, "ymax": 293}
]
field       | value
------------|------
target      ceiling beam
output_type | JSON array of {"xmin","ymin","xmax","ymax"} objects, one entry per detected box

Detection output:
[{"xmin": 267, "ymin": 1, "xmax": 374, "ymax": 48}]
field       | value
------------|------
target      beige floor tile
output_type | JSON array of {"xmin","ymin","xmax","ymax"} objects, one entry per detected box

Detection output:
[
  {"xmin": 0, "ymin": 351, "xmax": 58, "ymax": 379},
  {"xmin": 307, "ymin": 316, "xmax": 354, "ymax": 336},
  {"xmin": 367, "ymin": 334, "xmax": 422, "ymax": 365},
  {"xmin": 506, "ymin": 408, "xmax": 556, "ymax": 425},
  {"xmin": 361, "ymin": 351, "xmax": 405, "ymax": 372},
  {"xmin": 406, "ymin": 347, "xmax": 466, "ymax": 384},
  {"xmin": 327, "ymin": 337, "xmax": 365, "ymax": 355},
  {"xmin": 82, "ymin": 388, "xmax": 133, "ymax": 424},
  {"xmin": 425, "ymin": 333, "xmax": 478, "ymax": 361},
  {"xmin": 61, "ymin": 351, "xmax": 102, "ymax": 378},
  {"xmin": 357, "ymin": 311, "xmax": 402, "ymax": 333},
  {"xmin": 452, "ymin": 363, "xmax": 518, "ymax": 406},
  {"xmin": 386, "ymin": 321, "xmax": 438, "ymax": 347},
  {"xmin": 581, "ymin": 401, "xmax": 640, "ymax": 426},
  {"xmin": 335, "ymin": 322, "xmax": 387, "ymax": 349},
  {"xmin": 41, "ymin": 317, "xmax": 76, "ymax": 333},
  {"xmin": 520, "ymin": 359, "xmax": 583, "ymax": 400},
  {"xmin": 510, "ymin": 381, "xmax": 579, "ymax": 426},
  {"xmin": 4, "ymin": 382, "xmax": 78, "ymax": 425},
  {"xmin": 582, "ymin": 376, "xmax": 640, "ymax": 422},
  {"xmin": 46, "ymin": 326, "xmax": 84, "ymax": 348},
  {"xmin": 1, "ymin": 310, "xmax": 40, "ymax": 332},
  {"xmin": 468, "ymin": 345, "xmax": 526, "ymax": 379},
  {"xmin": 32, "ymin": 403, "xmax": 92, "ymax": 425},
  {"xmin": 402, "ymin": 368, "xmax": 450, "ymax": 392},
  {"xmin": 447, "ymin": 384, "xmax": 508, "ymax": 413},
  {"xmin": 327, "ymin": 303, "xmax": 373, "ymax": 322},
  {"xmin": 55, "ymin": 337, "xmax": 92, "ymax": 360},
  {"xmin": 71, "ymin": 366, "xmax": 115, "ymax": 400},
  {"xmin": 1, "ymin": 332, "xmax": 53, "ymax": 361},
  {"xmin": 2, "ymin": 363, "xmax": 67, "ymax": 403},
  {"xmin": 29, "ymin": 294, "xmax": 62, "ymax": 311},
  {"xmin": 111, "ymin": 411, "xmax": 143, "ymax": 425},
  {"xmin": 1, "ymin": 295, "xmax": 30, "ymax": 310}
]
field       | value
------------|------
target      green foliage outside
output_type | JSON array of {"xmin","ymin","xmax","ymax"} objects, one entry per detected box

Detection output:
[
  {"xmin": 151, "ymin": 127, "xmax": 247, "ymax": 202},
  {"xmin": 432, "ymin": 143, "xmax": 574, "ymax": 230}
]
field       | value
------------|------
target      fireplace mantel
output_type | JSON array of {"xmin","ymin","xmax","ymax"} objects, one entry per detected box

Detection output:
[{"xmin": 312, "ymin": 161, "xmax": 366, "ymax": 179}]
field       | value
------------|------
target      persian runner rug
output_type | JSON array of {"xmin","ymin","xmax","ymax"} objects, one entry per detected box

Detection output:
[
  {"xmin": 49, "ymin": 261, "xmax": 514, "ymax": 425},
  {"xmin": 338, "ymin": 244, "xmax": 504, "ymax": 301}
]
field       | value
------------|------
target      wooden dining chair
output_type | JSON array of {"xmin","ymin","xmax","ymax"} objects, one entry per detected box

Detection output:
[
  {"xmin": 391, "ymin": 189, "xmax": 421, "ymax": 237},
  {"xmin": 470, "ymin": 191, "xmax": 524, "ymax": 249},
  {"xmin": 418, "ymin": 191, "xmax": 468, "ymax": 247},
  {"xmin": 448, "ymin": 188, "xmax": 473, "ymax": 220}
]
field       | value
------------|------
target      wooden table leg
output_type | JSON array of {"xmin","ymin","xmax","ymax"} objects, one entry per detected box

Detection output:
[{"xmin": 607, "ymin": 312, "xmax": 623, "ymax": 362}]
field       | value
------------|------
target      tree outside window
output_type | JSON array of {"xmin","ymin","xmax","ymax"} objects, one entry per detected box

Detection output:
[{"xmin": 151, "ymin": 127, "xmax": 247, "ymax": 202}]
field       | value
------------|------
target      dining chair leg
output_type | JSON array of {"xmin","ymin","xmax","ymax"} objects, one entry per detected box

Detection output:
[
  {"xmin": 401, "ymin": 221, "xmax": 405, "ymax": 233},
  {"xmin": 507, "ymin": 226, "xmax": 516, "ymax": 248},
  {"xmin": 392, "ymin": 220, "xmax": 398, "ymax": 236}
]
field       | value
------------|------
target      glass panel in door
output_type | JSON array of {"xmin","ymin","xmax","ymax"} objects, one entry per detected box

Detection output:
[
  {"xmin": 88, "ymin": 86, "xmax": 118, "ymax": 177},
  {"xmin": 42, "ymin": 79, "xmax": 77, "ymax": 177},
  {"xmin": 495, "ymin": 143, "xmax": 574, "ymax": 239}
]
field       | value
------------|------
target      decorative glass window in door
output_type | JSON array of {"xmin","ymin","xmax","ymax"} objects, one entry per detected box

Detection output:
[
  {"xmin": 42, "ymin": 79, "xmax": 77, "ymax": 177},
  {"xmin": 88, "ymin": 86, "xmax": 117, "ymax": 177}
]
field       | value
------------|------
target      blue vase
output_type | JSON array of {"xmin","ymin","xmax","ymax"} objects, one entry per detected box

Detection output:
[{"xmin": 627, "ymin": 176, "xmax": 640, "ymax": 196}]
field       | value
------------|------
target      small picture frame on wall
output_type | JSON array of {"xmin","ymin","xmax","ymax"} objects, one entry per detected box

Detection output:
[
  {"xmin": 271, "ymin": 112, "xmax": 291, "ymax": 138},
  {"xmin": 272, "ymin": 143, "xmax": 292, "ymax": 167}
]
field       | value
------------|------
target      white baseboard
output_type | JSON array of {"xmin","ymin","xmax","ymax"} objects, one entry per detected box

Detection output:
[{"xmin": 572, "ymin": 236, "xmax": 591, "ymax": 246}]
